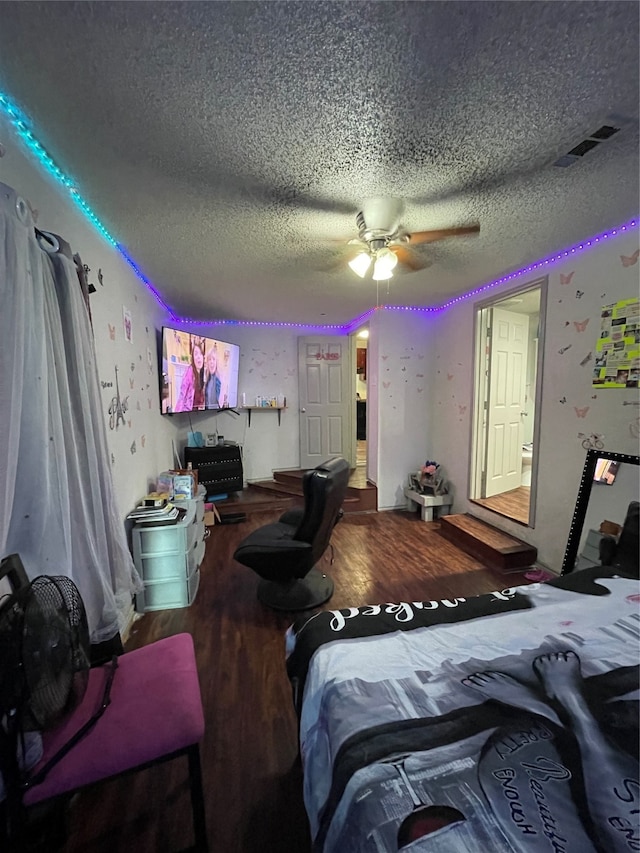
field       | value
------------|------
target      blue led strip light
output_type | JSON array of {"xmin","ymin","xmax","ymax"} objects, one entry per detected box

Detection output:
[
  {"xmin": 2, "ymin": 90, "xmax": 637, "ymax": 329},
  {"xmin": 0, "ymin": 90, "xmax": 174, "ymax": 315}
]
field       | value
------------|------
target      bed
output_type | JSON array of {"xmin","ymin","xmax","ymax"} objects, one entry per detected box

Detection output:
[{"xmin": 286, "ymin": 564, "xmax": 640, "ymax": 852}]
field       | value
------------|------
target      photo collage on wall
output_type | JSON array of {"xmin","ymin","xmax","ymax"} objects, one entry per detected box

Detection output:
[{"xmin": 594, "ymin": 297, "xmax": 640, "ymax": 388}]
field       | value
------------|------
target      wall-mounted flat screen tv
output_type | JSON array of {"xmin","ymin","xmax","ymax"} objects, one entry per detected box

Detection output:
[{"xmin": 161, "ymin": 327, "xmax": 240, "ymax": 414}]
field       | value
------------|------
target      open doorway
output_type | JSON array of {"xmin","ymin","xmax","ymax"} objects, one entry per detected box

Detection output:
[
  {"xmin": 470, "ymin": 279, "xmax": 547, "ymax": 526},
  {"xmin": 355, "ymin": 327, "xmax": 368, "ymax": 470}
]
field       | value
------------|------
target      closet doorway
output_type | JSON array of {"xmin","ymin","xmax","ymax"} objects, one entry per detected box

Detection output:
[{"xmin": 470, "ymin": 279, "xmax": 547, "ymax": 526}]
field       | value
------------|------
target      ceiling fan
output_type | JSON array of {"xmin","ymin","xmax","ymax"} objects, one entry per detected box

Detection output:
[{"xmin": 340, "ymin": 198, "xmax": 480, "ymax": 280}]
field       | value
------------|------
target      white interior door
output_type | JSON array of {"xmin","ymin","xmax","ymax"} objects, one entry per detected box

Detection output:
[
  {"xmin": 298, "ymin": 336, "xmax": 351, "ymax": 470},
  {"xmin": 485, "ymin": 307, "xmax": 529, "ymax": 497}
]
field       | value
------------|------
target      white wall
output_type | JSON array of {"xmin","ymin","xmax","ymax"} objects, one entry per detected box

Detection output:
[
  {"xmin": 370, "ymin": 309, "xmax": 434, "ymax": 509},
  {"xmin": 428, "ymin": 231, "xmax": 640, "ymax": 571},
  {"xmin": 165, "ymin": 323, "xmax": 327, "ymax": 481},
  {"xmin": 0, "ymin": 112, "xmax": 178, "ymax": 516}
]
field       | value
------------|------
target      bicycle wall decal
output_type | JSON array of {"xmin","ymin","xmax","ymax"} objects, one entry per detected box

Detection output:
[{"xmin": 578, "ymin": 432, "xmax": 604, "ymax": 450}]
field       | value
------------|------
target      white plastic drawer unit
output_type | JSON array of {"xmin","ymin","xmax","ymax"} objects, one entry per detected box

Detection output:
[
  {"xmin": 195, "ymin": 498, "xmax": 205, "ymax": 524},
  {"xmin": 187, "ymin": 517, "xmax": 205, "ymax": 554},
  {"xmin": 137, "ymin": 551, "xmax": 191, "ymax": 582},
  {"xmin": 135, "ymin": 568, "xmax": 200, "ymax": 612},
  {"xmin": 134, "ymin": 502, "xmax": 196, "ymax": 556},
  {"xmin": 132, "ymin": 492, "xmax": 206, "ymax": 611}
]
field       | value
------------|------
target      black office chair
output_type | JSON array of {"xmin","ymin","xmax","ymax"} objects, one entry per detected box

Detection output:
[
  {"xmin": 233, "ymin": 456, "xmax": 351, "ymax": 610},
  {"xmin": 599, "ymin": 500, "xmax": 639, "ymax": 577}
]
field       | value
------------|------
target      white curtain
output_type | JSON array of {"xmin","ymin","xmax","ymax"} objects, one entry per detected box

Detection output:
[{"xmin": 0, "ymin": 181, "xmax": 142, "ymax": 643}]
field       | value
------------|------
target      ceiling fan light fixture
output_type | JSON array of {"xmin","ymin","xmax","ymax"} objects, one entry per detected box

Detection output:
[
  {"xmin": 372, "ymin": 247, "xmax": 397, "ymax": 280},
  {"xmin": 372, "ymin": 262, "xmax": 393, "ymax": 281},
  {"xmin": 348, "ymin": 252, "xmax": 372, "ymax": 278},
  {"xmin": 377, "ymin": 247, "xmax": 398, "ymax": 271}
]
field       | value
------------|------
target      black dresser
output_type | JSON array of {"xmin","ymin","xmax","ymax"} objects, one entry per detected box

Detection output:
[{"xmin": 184, "ymin": 445, "xmax": 244, "ymax": 498}]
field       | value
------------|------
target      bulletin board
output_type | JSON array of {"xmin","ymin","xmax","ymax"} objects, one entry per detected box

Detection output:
[{"xmin": 593, "ymin": 298, "xmax": 640, "ymax": 388}]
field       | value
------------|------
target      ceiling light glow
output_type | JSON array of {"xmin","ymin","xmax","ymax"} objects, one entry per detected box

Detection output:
[{"xmin": 348, "ymin": 252, "xmax": 372, "ymax": 278}]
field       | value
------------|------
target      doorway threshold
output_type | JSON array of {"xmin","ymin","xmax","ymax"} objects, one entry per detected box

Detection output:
[{"xmin": 470, "ymin": 489, "xmax": 531, "ymax": 527}]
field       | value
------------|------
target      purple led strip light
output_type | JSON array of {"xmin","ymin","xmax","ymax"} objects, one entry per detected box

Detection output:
[
  {"xmin": 175, "ymin": 218, "xmax": 638, "ymax": 329},
  {"xmin": 373, "ymin": 218, "xmax": 639, "ymax": 317}
]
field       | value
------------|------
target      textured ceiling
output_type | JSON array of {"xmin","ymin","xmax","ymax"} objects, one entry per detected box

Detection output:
[{"xmin": 0, "ymin": 1, "xmax": 637, "ymax": 325}]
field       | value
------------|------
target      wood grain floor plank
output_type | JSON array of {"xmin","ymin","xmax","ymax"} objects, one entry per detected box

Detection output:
[{"xmin": 58, "ymin": 510, "xmax": 536, "ymax": 853}]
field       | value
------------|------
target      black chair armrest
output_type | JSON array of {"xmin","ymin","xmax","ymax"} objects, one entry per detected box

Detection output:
[{"xmin": 233, "ymin": 538, "xmax": 313, "ymax": 579}]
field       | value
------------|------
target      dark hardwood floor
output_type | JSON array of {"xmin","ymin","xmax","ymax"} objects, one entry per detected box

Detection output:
[{"xmin": 59, "ymin": 509, "xmax": 536, "ymax": 853}]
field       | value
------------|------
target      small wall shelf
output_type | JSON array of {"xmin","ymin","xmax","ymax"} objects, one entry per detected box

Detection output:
[{"xmin": 243, "ymin": 406, "xmax": 286, "ymax": 427}]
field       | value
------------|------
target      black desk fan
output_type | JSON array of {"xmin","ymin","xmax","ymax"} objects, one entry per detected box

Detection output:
[{"xmin": 0, "ymin": 555, "xmax": 94, "ymax": 847}]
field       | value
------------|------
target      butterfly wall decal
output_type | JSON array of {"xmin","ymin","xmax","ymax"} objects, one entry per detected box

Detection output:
[
  {"xmin": 558, "ymin": 345, "xmax": 572, "ymax": 354},
  {"xmin": 574, "ymin": 319, "xmax": 589, "ymax": 332},
  {"xmin": 621, "ymin": 249, "xmax": 640, "ymax": 267},
  {"xmin": 383, "ymin": 381, "xmax": 391, "ymax": 389},
  {"xmin": 559, "ymin": 396, "xmax": 567, "ymax": 404},
  {"xmin": 560, "ymin": 271, "xmax": 575, "ymax": 285},
  {"xmin": 580, "ymin": 352, "xmax": 592, "ymax": 366},
  {"xmin": 575, "ymin": 290, "xmax": 584, "ymax": 299},
  {"xmin": 574, "ymin": 406, "xmax": 589, "ymax": 418},
  {"xmin": 108, "ymin": 323, "xmax": 116, "ymax": 340}
]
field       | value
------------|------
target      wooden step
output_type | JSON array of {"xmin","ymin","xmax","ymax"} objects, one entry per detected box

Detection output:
[
  {"xmin": 209, "ymin": 488, "xmax": 294, "ymax": 518},
  {"xmin": 438, "ymin": 513, "xmax": 537, "ymax": 572},
  {"xmin": 248, "ymin": 472, "xmax": 377, "ymax": 514},
  {"xmin": 247, "ymin": 480, "xmax": 305, "ymax": 499},
  {"xmin": 273, "ymin": 469, "xmax": 305, "ymax": 487}
]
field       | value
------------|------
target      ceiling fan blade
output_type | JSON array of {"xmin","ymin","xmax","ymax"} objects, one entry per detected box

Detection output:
[
  {"xmin": 325, "ymin": 237, "xmax": 365, "ymax": 246},
  {"xmin": 392, "ymin": 245, "xmax": 431, "ymax": 272},
  {"xmin": 406, "ymin": 224, "xmax": 481, "ymax": 245}
]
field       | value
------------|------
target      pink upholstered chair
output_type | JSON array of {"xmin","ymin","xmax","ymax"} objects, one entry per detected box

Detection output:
[{"xmin": 22, "ymin": 632, "xmax": 207, "ymax": 850}]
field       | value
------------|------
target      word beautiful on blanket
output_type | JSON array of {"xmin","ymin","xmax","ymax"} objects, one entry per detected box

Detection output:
[{"xmin": 327, "ymin": 587, "xmax": 525, "ymax": 631}]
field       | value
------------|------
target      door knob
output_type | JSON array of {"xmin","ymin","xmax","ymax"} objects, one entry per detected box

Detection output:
[{"xmin": 300, "ymin": 407, "xmax": 306, "ymax": 413}]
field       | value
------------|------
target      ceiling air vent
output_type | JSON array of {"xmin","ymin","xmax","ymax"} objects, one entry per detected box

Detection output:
[{"xmin": 553, "ymin": 120, "xmax": 623, "ymax": 167}]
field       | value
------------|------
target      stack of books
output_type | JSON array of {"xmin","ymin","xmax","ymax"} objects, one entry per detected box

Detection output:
[{"xmin": 127, "ymin": 502, "xmax": 183, "ymax": 527}]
